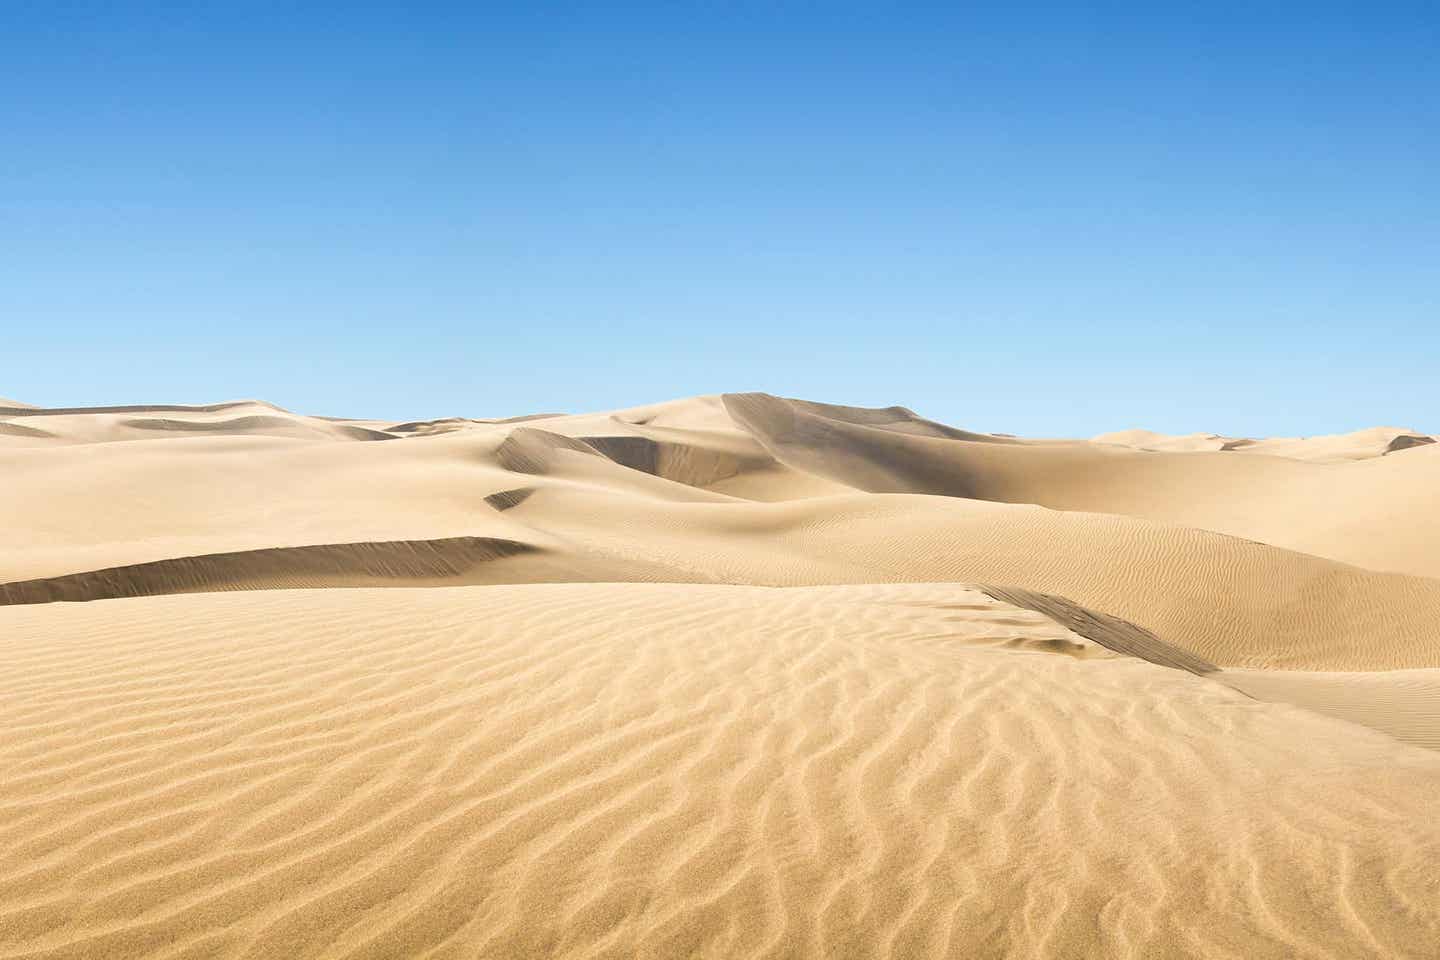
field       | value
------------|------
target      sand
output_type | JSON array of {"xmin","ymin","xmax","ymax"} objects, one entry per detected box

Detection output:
[{"xmin": 1, "ymin": 393, "xmax": 1437, "ymax": 959}]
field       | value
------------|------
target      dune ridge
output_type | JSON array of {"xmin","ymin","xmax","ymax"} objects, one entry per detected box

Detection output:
[
  {"xmin": 0, "ymin": 400, "xmax": 280, "ymax": 417},
  {"xmin": 120, "ymin": 415, "xmax": 397, "ymax": 443},
  {"xmin": 0, "ymin": 537, "xmax": 539, "ymax": 606}
]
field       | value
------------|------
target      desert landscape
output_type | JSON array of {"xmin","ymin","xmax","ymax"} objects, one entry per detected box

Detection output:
[{"xmin": 1, "ymin": 391, "xmax": 1437, "ymax": 959}]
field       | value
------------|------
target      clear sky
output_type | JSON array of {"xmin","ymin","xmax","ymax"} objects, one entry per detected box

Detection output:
[{"xmin": 3, "ymin": 2, "xmax": 1436, "ymax": 436}]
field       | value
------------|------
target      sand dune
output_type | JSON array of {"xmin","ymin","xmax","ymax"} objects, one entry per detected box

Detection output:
[
  {"xmin": 724, "ymin": 394, "xmax": 1440, "ymax": 577},
  {"xmin": 2, "ymin": 392, "xmax": 1438, "ymax": 958},
  {"xmin": 3, "ymin": 584, "xmax": 1439, "ymax": 960},
  {"xmin": 2, "ymin": 393, "xmax": 1438, "ymax": 662},
  {"xmin": 1091, "ymin": 428, "xmax": 1236, "ymax": 453},
  {"xmin": 0, "ymin": 400, "xmax": 273, "ymax": 416},
  {"xmin": 119, "ymin": 415, "xmax": 396, "ymax": 443},
  {"xmin": 2, "ymin": 391, "xmax": 1436, "ymax": 670},
  {"xmin": 1095, "ymin": 424, "xmax": 1437, "ymax": 461},
  {"xmin": 9, "ymin": 475, "xmax": 1438, "ymax": 669},
  {"xmin": 0, "ymin": 400, "xmax": 405, "ymax": 445}
]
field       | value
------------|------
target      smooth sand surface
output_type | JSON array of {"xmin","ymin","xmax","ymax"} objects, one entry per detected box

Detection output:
[{"xmin": 2, "ymin": 393, "xmax": 1438, "ymax": 958}]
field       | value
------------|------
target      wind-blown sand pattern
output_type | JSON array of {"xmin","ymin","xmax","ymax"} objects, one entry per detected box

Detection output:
[{"xmin": 1, "ymin": 393, "xmax": 1438, "ymax": 958}]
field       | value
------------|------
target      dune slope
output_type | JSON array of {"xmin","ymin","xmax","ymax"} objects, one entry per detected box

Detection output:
[
  {"xmin": 2, "ymin": 584, "xmax": 1438, "ymax": 960},
  {"xmin": 725, "ymin": 393, "xmax": 1440, "ymax": 577}
]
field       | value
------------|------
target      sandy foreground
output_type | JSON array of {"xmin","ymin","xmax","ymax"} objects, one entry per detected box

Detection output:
[{"xmin": 1, "ymin": 393, "xmax": 1438, "ymax": 959}]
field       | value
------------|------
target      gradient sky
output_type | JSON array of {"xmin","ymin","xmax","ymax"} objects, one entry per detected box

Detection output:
[{"xmin": 3, "ymin": 2, "xmax": 1436, "ymax": 436}]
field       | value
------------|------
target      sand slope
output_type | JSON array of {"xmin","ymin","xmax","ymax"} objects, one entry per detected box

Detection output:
[
  {"xmin": 2, "ymin": 393, "xmax": 1439, "ymax": 959},
  {"xmin": 7, "ymin": 476, "xmax": 1440, "ymax": 670},
  {"xmin": 481, "ymin": 487, "xmax": 1440, "ymax": 670},
  {"xmin": 3, "ymin": 396, "xmax": 1438, "ymax": 671},
  {"xmin": 725, "ymin": 393, "xmax": 1440, "ymax": 578},
  {"xmin": 0, "ymin": 538, "xmax": 540, "ymax": 605},
  {"xmin": 3, "ymin": 584, "xmax": 1439, "ymax": 960}
]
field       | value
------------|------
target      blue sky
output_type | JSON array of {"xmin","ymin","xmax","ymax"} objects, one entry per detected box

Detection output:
[{"xmin": 3, "ymin": 2, "xmax": 1436, "ymax": 435}]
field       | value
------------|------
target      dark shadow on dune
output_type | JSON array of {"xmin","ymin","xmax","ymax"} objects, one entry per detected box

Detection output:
[
  {"xmin": 494, "ymin": 428, "xmax": 600, "ymax": 474},
  {"xmin": 580, "ymin": 436, "xmax": 771, "ymax": 488},
  {"xmin": 980, "ymin": 584, "xmax": 1218, "ymax": 675},
  {"xmin": 495, "ymin": 426, "xmax": 774, "ymax": 490},
  {"xmin": 485, "ymin": 487, "xmax": 537, "ymax": 511},
  {"xmin": 1386, "ymin": 435, "xmax": 1436, "ymax": 455},
  {"xmin": 0, "ymin": 421, "xmax": 55, "ymax": 438},
  {"xmin": 0, "ymin": 537, "xmax": 539, "ymax": 606},
  {"xmin": 772, "ymin": 395, "xmax": 1021, "ymax": 443},
  {"xmin": 722, "ymin": 392, "xmax": 996, "ymax": 496}
]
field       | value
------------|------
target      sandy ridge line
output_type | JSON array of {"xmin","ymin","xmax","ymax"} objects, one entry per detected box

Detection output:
[
  {"xmin": 0, "ymin": 537, "xmax": 537, "ymax": 606},
  {"xmin": 0, "ymin": 401, "xmax": 280, "ymax": 418}
]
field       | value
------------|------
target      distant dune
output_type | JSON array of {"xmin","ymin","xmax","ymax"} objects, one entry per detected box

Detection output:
[
  {"xmin": 1094, "ymin": 424, "xmax": 1436, "ymax": 461},
  {"xmin": 2, "ymin": 392, "xmax": 1438, "ymax": 959}
]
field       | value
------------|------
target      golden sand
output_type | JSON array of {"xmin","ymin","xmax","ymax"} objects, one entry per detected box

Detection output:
[{"xmin": 1, "ymin": 393, "xmax": 1437, "ymax": 958}]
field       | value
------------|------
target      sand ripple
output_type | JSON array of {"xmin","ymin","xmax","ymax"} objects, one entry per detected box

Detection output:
[{"xmin": 1, "ymin": 584, "xmax": 1436, "ymax": 959}]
